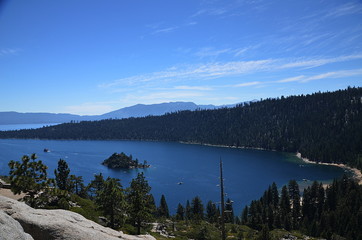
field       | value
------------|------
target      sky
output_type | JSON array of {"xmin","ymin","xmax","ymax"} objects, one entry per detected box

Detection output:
[{"xmin": 0, "ymin": 0, "xmax": 362, "ymax": 115}]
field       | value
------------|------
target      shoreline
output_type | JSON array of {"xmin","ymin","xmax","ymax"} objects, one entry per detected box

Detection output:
[
  {"xmin": 296, "ymin": 152, "xmax": 362, "ymax": 185},
  {"xmin": 180, "ymin": 141, "xmax": 362, "ymax": 185}
]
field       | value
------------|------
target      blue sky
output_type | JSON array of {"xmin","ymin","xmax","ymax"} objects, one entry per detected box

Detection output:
[{"xmin": 0, "ymin": 0, "xmax": 362, "ymax": 115}]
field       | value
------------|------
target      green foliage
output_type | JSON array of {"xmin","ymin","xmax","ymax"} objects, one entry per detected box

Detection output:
[
  {"xmin": 86, "ymin": 173, "xmax": 104, "ymax": 199},
  {"xmin": 241, "ymin": 176, "xmax": 362, "ymax": 240},
  {"xmin": 69, "ymin": 194, "xmax": 101, "ymax": 222},
  {"xmin": 3, "ymin": 87, "xmax": 362, "ymax": 170},
  {"xmin": 96, "ymin": 177, "xmax": 126, "ymax": 229},
  {"xmin": 68, "ymin": 174, "xmax": 86, "ymax": 197},
  {"xmin": 54, "ymin": 159, "xmax": 70, "ymax": 190},
  {"xmin": 225, "ymin": 198, "xmax": 235, "ymax": 223},
  {"xmin": 102, "ymin": 152, "xmax": 149, "ymax": 169},
  {"xmin": 206, "ymin": 200, "xmax": 218, "ymax": 223},
  {"xmin": 191, "ymin": 196, "xmax": 204, "ymax": 221},
  {"xmin": 8, "ymin": 154, "xmax": 50, "ymax": 207},
  {"xmin": 126, "ymin": 172, "xmax": 154, "ymax": 234},
  {"xmin": 176, "ymin": 203, "xmax": 185, "ymax": 220},
  {"xmin": 158, "ymin": 194, "xmax": 170, "ymax": 218}
]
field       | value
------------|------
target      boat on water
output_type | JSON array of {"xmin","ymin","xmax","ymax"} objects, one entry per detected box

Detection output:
[{"xmin": 43, "ymin": 148, "xmax": 50, "ymax": 153}]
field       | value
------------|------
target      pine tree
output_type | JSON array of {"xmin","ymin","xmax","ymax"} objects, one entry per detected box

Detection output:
[
  {"xmin": 8, "ymin": 154, "xmax": 50, "ymax": 207},
  {"xmin": 185, "ymin": 200, "xmax": 192, "ymax": 221},
  {"xmin": 176, "ymin": 203, "xmax": 185, "ymax": 220},
  {"xmin": 288, "ymin": 180, "xmax": 301, "ymax": 229},
  {"xmin": 241, "ymin": 205, "xmax": 249, "ymax": 225},
  {"xmin": 126, "ymin": 172, "xmax": 153, "ymax": 234},
  {"xmin": 225, "ymin": 198, "xmax": 235, "ymax": 223},
  {"xmin": 157, "ymin": 194, "xmax": 170, "ymax": 218},
  {"xmin": 206, "ymin": 200, "xmax": 218, "ymax": 223},
  {"xmin": 271, "ymin": 182, "xmax": 279, "ymax": 208},
  {"xmin": 87, "ymin": 173, "xmax": 105, "ymax": 199},
  {"xmin": 280, "ymin": 185, "xmax": 291, "ymax": 230},
  {"xmin": 191, "ymin": 196, "xmax": 204, "ymax": 221},
  {"xmin": 68, "ymin": 174, "xmax": 86, "ymax": 197},
  {"xmin": 257, "ymin": 224, "xmax": 271, "ymax": 240},
  {"xmin": 96, "ymin": 177, "xmax": 125, "ymax": 229},
  {"xmin": 54, "ymin": 159, "xmax": 70, "ymax": 191}
]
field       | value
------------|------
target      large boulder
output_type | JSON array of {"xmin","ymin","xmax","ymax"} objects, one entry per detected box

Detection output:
[
  {"xmin": 0, "ymin": 210, "xmax": 34, "ymax": 240},
  {"xmin": 0, "ymin": 195, "xmax": 155, "ymax": 240}
]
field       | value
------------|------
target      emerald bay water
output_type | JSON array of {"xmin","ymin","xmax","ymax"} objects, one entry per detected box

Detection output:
[{"xmin": 0, "ymin": 139, "xmax": 347, "ymax": 214}]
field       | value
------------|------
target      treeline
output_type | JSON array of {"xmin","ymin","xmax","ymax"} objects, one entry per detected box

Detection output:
[
  {"xmin": 1, "ymin": 87, "xmax": 362, "ymax": 169},
  {"xmin": 241, "ymin": 176, "xmax": 362, "ymax": 240},
  {"xmin": 7, "ymin": 153, "xmax": 362, "ymax": 239}
]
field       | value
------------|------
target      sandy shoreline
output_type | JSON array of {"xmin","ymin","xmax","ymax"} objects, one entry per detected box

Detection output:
[{"xmin": 296, "ymin": 152, "xmax": 362, "ymax": 185}]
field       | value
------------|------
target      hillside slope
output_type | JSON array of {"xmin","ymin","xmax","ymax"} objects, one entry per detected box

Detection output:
[{"xmin": 1, "ymin": 87, "xmax": 361, "ymax": 169}]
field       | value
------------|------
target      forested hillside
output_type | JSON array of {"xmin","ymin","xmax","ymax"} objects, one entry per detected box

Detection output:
[{"xmin": 1, "ymin": 87, "xmax": 361, "ymax": 169}]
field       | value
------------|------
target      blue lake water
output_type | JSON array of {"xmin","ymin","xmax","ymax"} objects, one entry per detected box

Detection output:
[{"xmin": 0, "ymin": 139, "xmax": 347, "ymax": 215}]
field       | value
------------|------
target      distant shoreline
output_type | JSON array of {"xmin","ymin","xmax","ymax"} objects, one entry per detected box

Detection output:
[
  {"xmin": 296, "ymin": 152, "xmax": 362, "ymax": 185},
  {"xmin": 179, "ymin": 141, "xmax": 362, "ymax": 185}
]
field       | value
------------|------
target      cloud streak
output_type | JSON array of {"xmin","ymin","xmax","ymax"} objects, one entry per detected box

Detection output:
[
  {"xmin": 276, "ymin": 68, "xmax": 362, "ymax": 83},
  {"xmin": 101, "ymin": 54, "xmax": 362, "ymax": 88}
]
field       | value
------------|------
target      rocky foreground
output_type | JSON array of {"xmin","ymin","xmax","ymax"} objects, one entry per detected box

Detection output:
[{"xmin": 0, "ymin": 195, "xmax": 155, "ymax": 240}]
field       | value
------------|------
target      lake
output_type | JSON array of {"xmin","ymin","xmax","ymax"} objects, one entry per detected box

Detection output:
[{"xmin": 0, "ymin": 139, "xmax": 347, "ymax": 214}]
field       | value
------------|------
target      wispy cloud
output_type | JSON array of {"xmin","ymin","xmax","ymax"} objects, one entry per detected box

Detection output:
[
  {"xmin": 100, "ymin": 59, "xmax": 275, "ymax": 88},
  {"xmin": 276, "ymin": 68, "xmax": 362, "ymax": 83},
  {"xmin": 279, "ymin": 54, "xmax": 362, "ymax": 69},
  {"xmin": 152, "ymin": 26, "xmax": 179, "ymax": 34},
  {"xmin": 122, "ymin": 91, "xmax": 206, "ymax": 104},
  {"xmin": 174, "ymin": 85, "xmax": 213, "ymax": 91},
  {"xmin": 191, "ymin": 7, "xmax": 228, "ymax": 18},
  {"xmin": 233, "ymin": 81, "xmax": 262, "ymax": 87},
  {"xmin": 101, "ymin": 53, "xmax": 362, "ymax": 89},
  {"xmin": 325, "ymin": 2, "xmax": 362, "ymax": 18},
  {"xmin": 276, "ymin": 76, "xmax": 305, "ymax": 83},
  {"xmin": 195, "ymin": 47, "xmax": 231, "ymax": 58},
  {"xmin": 0, "ymin": 48, "xmax": 21, "ymax": 56}
]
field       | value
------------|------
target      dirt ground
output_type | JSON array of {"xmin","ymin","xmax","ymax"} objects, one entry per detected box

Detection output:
[{"xmin": 0, "ymin": 188, "xmax": 25, "ymax": 200}]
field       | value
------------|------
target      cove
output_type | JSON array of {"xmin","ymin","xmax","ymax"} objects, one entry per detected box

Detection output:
[{"xmin": 0, "ymin": 139, "xmax": 347, "ymax": 214}]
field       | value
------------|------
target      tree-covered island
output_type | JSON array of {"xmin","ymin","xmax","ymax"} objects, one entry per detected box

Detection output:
[{"xmin": 102, "ymin": 152, "xmax": 149, "ymax": 169}]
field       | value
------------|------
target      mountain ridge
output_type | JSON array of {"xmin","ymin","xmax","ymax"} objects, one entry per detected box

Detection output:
[{"xmin": 0, "ymin": 101, "xmax": 240, "ymax": 125}]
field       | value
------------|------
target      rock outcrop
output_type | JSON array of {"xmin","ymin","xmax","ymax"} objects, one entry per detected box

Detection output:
[
  {"xmin": 0, "ymin": 195, "xmax": 155, "ymax": 240},
  {"xmin": 0, "ymin": 210, "xmax": 34, "ymax": 240}
]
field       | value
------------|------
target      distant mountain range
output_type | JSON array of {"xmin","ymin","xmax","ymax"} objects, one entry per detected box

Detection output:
[{"xmin": 0, "ymin": 101, "xmax": 242, "ymax": 125}]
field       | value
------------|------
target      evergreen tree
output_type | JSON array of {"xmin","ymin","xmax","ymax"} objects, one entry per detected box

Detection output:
[
  {"xmin": 8, "ymin": 154, "xmax": 50, "ymax": 207},
  {"xmin": 280, "ymin": 185, "xmax": 291, "ymax": 230},
  {"xmin": 185, "ymin": 200, "xmax": 192, "ymax": 221},
  {"xmin": 87, "ymin": 173, "xmax": 105, "ymax": 199},
  {"xmin": 96, "ymin": 177, "xmax": 125, "ymax": 229},
  {"xmin": 191, "ymin": 196, "xmax": 204, "ymax": 221},
  {"xmin": 68, "ymin": 174, "xmax": 86, "ymax": 197},
  {"xmin": 157, "ymin": 194, "xmax": 170, "ymax": 218},
  {"xmin": 241, "ymin": 205, "xmax": 249, "ymax": 225},
  {"xmin": 257, "ymin": 224, "xmax": 271, "ymax": 240},
  {"xmin": 271, "ymin": 182, "xmax": 279, "ymax": 208},
  {"xmin": 176, "ymin": 203, "xmax": 184, "ymax": 220},
  {"xmin": 288, "ymin": 180, "xmax": 301, "ymax": 229},
  {"xmin": 206, "ymin": 200, "xmax": 218, "ymax": 223},
  {"xmin": 54, "ymin": 159, "xmax": 70, "ymax": 191},
  {"xmin": 126, "ymin": 172, "xmax": 153, "ymax": 234},
  {"xmin": 225, "ymin": 198, "xmax": 235, "ymax": 223},
  {"xmin": 148, "ymin": 194, "xmax": 157, "ymax": 217}
]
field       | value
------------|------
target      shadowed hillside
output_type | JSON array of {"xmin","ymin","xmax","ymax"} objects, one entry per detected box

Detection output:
[{"xmin": 1, "ymin": 87, "xmax": 361, "ymax": 170}]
